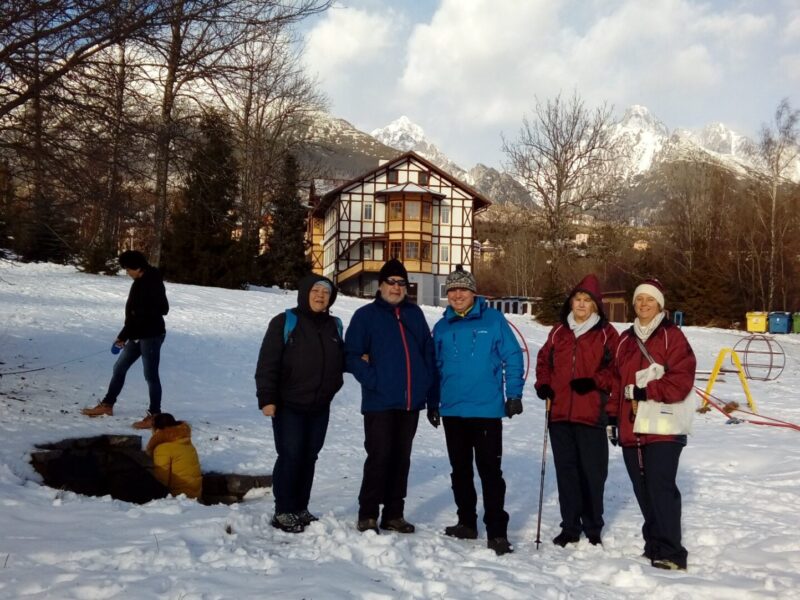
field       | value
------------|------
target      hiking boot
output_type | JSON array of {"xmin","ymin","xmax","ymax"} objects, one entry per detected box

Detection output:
[
  {"xmin": 380, "ymin": 517, "xmax": 415, "ymax": 533},
  {"xmin": 588, "ymin": 534, "xmax": 603, "ymax": 546},
  {"xmin": 356, "ymin": 518, "xmax": 379, "ymax": 533},
  {"xmin": 444, "ymin": 523, "xmax": 478, "ymax": 540},
  {"xmin": 132, "ymin": 413, "xmax": 155, "ymax": 429},
  {"xmin": 488, "ymin": 537, "xmax": 514, "ymax": 556},
  {"xmin": 81, "ymin": 403, "xmax": 113, "ymax": 418},
  {"xmin": 297, "ymin": 510, "xmax": 318, "ymax": 526},
  {"xmin": 652, "ymin": 558, "xmax": 685, "ymax": 571},
  {"xmin": 552, "ymin": 531, "xmax": 581, "ymax": 547},
  {"xmin": 271, "ymin": 512, "xmax": 304, "ymax": 533}
]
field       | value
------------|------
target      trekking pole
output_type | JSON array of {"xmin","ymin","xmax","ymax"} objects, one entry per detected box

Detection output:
[{"xmin": 534, "ymin": 397, "xmax": 551, "ymax": 549}]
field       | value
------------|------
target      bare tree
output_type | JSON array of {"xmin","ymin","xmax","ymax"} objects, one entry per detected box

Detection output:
[
  {"xmin": 502, "ymin": 92, "xmax": 627, "ymax": 287},
  {"xmin": 0, "ymin": 0, "xmax": 168, "ymax": 120},
  {"xmin": 758, "ymin": 98, "xmax": 799, "ymax": 311},
  {"xmin": 209, "ymin": 30, "xmax": 326, "ymax": 258},
  {"xmin": 140, "ymin": 0, "xmax": 331, "ymax": 266}
]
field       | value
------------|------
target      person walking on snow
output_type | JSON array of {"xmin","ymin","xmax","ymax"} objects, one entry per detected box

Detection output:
[
  {"xmin": 431, "ymin": 266, "xmax": 524, "ymax": 556},
  {"xmin": 534, "ymin": 274, "xmax": 619, "ymax": 547},
  {"xmin": 82, "ymin": 250, "xmax": 169, "ymax": 429},
  {"xmin": 345, "ymin": 259, "xmax": 436, "ymax": 535}
]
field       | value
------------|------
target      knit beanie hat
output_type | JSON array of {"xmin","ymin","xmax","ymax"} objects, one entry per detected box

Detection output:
[
  {"xmin": 633, "ymin": 278, "xmax": 665, "ymax": 309},
  {"xmin": 378, "ymin": 258, "xmax": 408, "ymax": 283},
  {"xmin": 445, "ymin": 266, "xmax": 477, "ymax": 292}
]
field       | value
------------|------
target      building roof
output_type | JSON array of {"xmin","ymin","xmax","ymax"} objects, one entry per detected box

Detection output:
[
  {"xmin": 311, "ymin": 150, "xmax": 492, "ymax": 217},
  {"xmin": 376, "ymin": 182, "xmax": 446, "ymax": 198}
]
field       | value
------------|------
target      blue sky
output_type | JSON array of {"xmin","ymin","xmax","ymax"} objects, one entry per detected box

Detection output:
[{"xmin": 301, "ymin": 0, "xmax": 800, "ymax": 169}]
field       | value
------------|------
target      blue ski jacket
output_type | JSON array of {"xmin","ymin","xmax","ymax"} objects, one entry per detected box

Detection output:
[
  {"xmin": 433, "ymin": 296, "xmax": 525, "ymax": 418},
  {"xmin": 345, "ymin": 293, "xmax": 436, "ymax": 414}
]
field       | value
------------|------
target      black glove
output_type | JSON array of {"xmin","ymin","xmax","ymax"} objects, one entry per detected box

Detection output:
[
  {"xmin": 569, "ymin": 378, "xmax": 596, "ymax": 395},
  {"xmin": 535, "ymin": 384, "xmax": 553, "ymax": 401},
  {"xmin": 427, "ymin": 408, "xmax": 440, "ymax": 428},
  {"xmin": 606, "ymin": 416, "xmax": 618, "ymax": 447},
  {"xmin": 624, "ymin": 385, "xmax": 648, "ymax": 401},
  {"xmin": 505, "ymin": 398, "xmax": 523, "ymax": 418}
]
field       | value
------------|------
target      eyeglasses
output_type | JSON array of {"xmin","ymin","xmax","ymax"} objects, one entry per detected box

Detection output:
[{"xmin": 384, "ymin": 278, "xmax": 407, "ymax": 287}]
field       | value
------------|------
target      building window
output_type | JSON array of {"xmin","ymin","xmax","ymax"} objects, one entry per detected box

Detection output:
[
  {"xmin": 405, "ymin": 241, "xmax": 419, "ymax": 259},
  {"xmin": 389, "ymin": 241, "xmax": 402, "ymax": 259},
  {"xmin": 422, "ymin": 202, "xmax": 432, "ymax": 222},
  {"xmin": 387, "ymin": 169, "xmax": 399, "ymax": 184},
  {"xmin": 418, "ymin": 171, "xmax": 429, "ymax": 185},
  {"xmin": 440, "ymin": 205, "xmax": 450, "ymax": 224},
  {"xmin": 363, "ymin": 243, "xmax": 372, "ymax": 260},
  {"xmin": 363, "ymin": 202, "xmax": 373, "ymax": 221},
  {"xmin": 405, "ymin": 200, "xmax": 420, "ymax": 220},
  {"xmin": 421, "ymin": 241, "xmax": 431, "ymax": 260},
  {"xmin": 389, "ymin": 201, "xmax": 403, "ymax": 220},
  {"xmin": 440, "ymin": 244, "xmax": 450, "ymax": 262}
]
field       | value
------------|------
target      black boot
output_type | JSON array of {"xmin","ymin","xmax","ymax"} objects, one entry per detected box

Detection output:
[
  {"xmin": 444, "ymin": 523, "xmax": 478, "ymax": 539},
  {"xmin": 552, "ymin": 530, "xmax": 580, "ymax": 547}
]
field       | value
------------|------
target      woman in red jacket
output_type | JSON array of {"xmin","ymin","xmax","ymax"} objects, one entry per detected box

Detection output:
[
  {"xmin": 534, "ymin": 274, "xmax": 619, "ymax": 547},
  {"xmin": 609, "ymin": 279, "xmax": 696, "ymax": 570}
]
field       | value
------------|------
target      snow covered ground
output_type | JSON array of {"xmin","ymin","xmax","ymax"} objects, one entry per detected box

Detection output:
[{"xmin": 1, "ymin": 261, "xmax": 799, "ymax": 600}]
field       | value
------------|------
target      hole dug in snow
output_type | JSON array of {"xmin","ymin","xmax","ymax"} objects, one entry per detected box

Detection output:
[{"xmin": 30, "ymin": 435, "xmax": 271, "ymax": 505}]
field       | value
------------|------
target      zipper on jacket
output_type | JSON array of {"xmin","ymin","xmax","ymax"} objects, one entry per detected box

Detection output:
[{"xmin": 395, "ymin": 306, "xmax": 413, "ymax": 410}]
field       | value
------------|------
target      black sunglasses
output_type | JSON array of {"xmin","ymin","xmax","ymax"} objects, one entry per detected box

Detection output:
[{"xmin": 384, "ymin": 278, "xmax": 407, "ymax": 287}]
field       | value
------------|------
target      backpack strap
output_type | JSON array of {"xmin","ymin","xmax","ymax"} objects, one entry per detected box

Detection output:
[
  {"xmin": 283, "ymin": 309, "xmax": 297, "ymax": 344},
  {"xmin": 284, "ymin": 309, "xmax": 343, "ymax": 343}
]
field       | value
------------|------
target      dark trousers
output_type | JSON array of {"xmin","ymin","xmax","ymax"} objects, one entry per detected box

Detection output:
[
  {"xmin": 271, "ymin": 405, "xmax": 330, "ymax": 515},
  {"xmin": 623, "ymin": 442, "xmax": 687, "ymax": 568},
  {"xmin": 442, "ymin": 416, "xmax": 509, "ymax": 539},
  {"xmin": 549, "ymin": 421, "xmax": 608, "ymax": 537},
  {"xmin": 104, "ymin": 334, "xmax": 165, "ymax": 414},
  {"xmin": 358, "ymin": 409, "xmax": 420, "ymax": 521}
]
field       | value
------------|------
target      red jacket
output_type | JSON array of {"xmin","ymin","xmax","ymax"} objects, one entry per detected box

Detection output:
[
  {"xmin": 535, "ymin": 320, "xmax": 620, "ymax": 427},
  {"xmin": 609, "ymin": 320, "xmax": 696, "ymax": 447}
]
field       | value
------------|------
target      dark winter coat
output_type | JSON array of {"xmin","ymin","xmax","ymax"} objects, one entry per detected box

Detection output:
[
  {"xmin": 433, "ymin": 296, "xmax": 525, "ymax": 418},
  {"xmin": 255, "ymin": 274, "xmax": 344, "ymax": 413},
  {"xmin": 118, "ymin": 265, "xmax": 169, "ymax": 342},
  {"xmin": 345, "ymin": 293, "xmax": 436, "ymax": 414},
  {"xmin": 535, "ymin": 275, "xmax": 620, "ymax": 427},
  {"xmin": 609, "ymin": 319, "xmax": 696, "ymax": 447}
]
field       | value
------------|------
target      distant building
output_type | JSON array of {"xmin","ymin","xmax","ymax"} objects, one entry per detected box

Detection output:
[
  {"xmin": 308, "ymin": 151, "xmax": 492, "ymax": 306},
  {"xmin": 633, "ymin": 239, "xmax": 649, "ymax": 251}
]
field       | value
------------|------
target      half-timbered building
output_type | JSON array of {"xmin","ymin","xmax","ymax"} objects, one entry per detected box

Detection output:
[{"xmin": 308, "ymin": 151, "xmax": 491, "ymax": 306}]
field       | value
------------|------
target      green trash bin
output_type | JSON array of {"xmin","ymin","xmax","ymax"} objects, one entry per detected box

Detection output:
[{"xmin": 793, "ymin": 313, "xmax": 800, "ymax": 333}]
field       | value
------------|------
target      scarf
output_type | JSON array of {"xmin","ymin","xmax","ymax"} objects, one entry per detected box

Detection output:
[
  {"xmin": 633, "ymin": 311, "xmax": 666, "ymax": 342},
  {"xmin": 567, "ymin": 312, "xmax": 600, "ymax": 338}
]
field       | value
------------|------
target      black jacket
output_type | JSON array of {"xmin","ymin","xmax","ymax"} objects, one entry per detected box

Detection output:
[
  {"xmin": 255, "ymin": 274, "xmax": 344, "ymax": 413},
  {"xmin": 118, "ymin": 266, "xmax": 169, "ymax": 342}
]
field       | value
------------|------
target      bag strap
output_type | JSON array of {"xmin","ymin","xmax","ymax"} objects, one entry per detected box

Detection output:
[{"xmin": 634, "ymin": 337, "xmax": 656, "ymax": 365}]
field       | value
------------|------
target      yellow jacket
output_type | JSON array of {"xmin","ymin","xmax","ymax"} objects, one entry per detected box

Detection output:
[{"xmin": 146, "ymin": 422, "xmax": 202, "ymax": 499}]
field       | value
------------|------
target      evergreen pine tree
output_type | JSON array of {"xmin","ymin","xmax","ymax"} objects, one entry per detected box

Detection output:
[
  {"xmin": 260, "ymin": 153, "xmax": 310, "ymax": 288},
  {"xmin": 163, "ymin": 111, "xmax": 242, "ymax": 288}
]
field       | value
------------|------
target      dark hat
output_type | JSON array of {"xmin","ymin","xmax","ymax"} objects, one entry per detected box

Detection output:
[
  {"xmin": 562, "ymin": 273, "xmax": 606, "ymax": 321},
  {"xmin": 379, "ymin": 259, "xmax": 408, "ymax": 283},
  {"xmin": 118, "ymin": 250, "xmax": 149, "ymax": 270},
  {"xmin": 633, "ymin": 278, "xmax": 665, "ymax": 309},
  {"xmin": 445, "ymin": 266, "xmax": 477, "ymax": 293}
]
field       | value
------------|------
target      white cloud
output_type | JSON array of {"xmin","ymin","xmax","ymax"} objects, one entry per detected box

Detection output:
[
  {"xmin": 307, "ymin": 0, "xmax": 794, "ymax": 168},
  {"xmin": 304, "ymin": 7, "xmax": 396, "ymax": 78}
]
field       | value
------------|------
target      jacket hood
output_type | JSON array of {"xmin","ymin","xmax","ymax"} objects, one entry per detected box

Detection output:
[
  {"xmin": 560, "ymin": 274, "xmax": 606, "ymax": 322},
  {"xmin": 145, "ymin": 422, "xmax": 192, "ymax": 455},
  {"xmin": 297, "ymin": 274, "xmax": 337, "ymax": 314}
]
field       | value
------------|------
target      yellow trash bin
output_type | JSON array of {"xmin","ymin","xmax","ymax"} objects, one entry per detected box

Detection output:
[{"xmin": 745, "ymin": 311, "xmax": 768, "ymax": 333}]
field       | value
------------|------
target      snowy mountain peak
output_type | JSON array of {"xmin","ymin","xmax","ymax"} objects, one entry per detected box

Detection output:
[
  {"xmin": 619, "ymin": 105, "xmax": 670, "ymax": 137},
  {"xmin": 372, "ymin": 116, "xmax": 469, "ymax": 181},
  {"xmin": 371, "ymin": 116, "xmax": 427, "ymax": 153}
]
